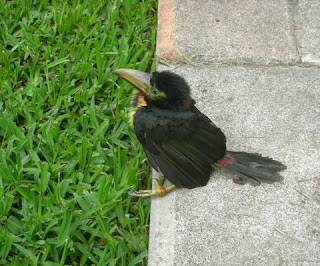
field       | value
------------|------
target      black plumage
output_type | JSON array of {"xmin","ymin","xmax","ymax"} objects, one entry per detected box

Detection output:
[
  {"xmin": 133, "ymin": 105, "xmax": 226, "ymax": 188},
  {"xmin": 113, "ymin": 68, "xmax": 286, "ymax": 197}
]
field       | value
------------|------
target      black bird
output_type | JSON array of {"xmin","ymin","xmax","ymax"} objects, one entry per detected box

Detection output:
[{"xmin": 113, "ymin": 69, "xmax": 286, "ymax": 197}]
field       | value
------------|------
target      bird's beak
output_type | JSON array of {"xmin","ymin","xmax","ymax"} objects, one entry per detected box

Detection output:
[{"xmin": 113, "ymin": 68, "xmax": 152, "ymax": 97}]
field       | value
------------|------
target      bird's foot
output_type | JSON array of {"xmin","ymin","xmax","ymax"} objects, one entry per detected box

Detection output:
[
  {"xmin": 128, "ymin": 177, "xmax": 176, "ymax": 197},
  {"xmin": 156, "ymin": 175, "xmax": 166, "ymax": 186}
]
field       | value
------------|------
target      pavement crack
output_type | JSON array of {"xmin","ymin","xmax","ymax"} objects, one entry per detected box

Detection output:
[{"xmin": 287, "ymin": 0, "xmax": 302, "ymax": 64}]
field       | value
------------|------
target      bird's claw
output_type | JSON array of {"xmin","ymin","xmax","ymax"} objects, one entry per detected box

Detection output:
[
  {"xmin": 127, "ymin": 182, "xmax": 176, "ymax": 197},
  {"xmin": 128, "ymin": 189, "xmax": 167, "ymax": 197},
  {"xmin": 155, "ymin": 176, "xmax": 166, "ymax": 187}
]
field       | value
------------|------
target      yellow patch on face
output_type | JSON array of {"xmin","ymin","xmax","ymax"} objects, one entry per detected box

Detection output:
[
  {"xmin": 129, "ymin": 94, "xmax": 147, "ymax": 127},
  {"xmin": 137, "ymin": 95, "xmax": 147, "ymax": 107},
  {"xmin": 156, "ymin": 91, "xmax": 166, "ymax": 98}
]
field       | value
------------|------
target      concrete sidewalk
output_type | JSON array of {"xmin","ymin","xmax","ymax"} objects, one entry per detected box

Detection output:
[{"xmin": 148, "ymin": 0, "xmax": 320, "ymax": 265}]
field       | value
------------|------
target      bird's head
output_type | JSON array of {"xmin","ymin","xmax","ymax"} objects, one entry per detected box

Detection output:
[{"xmin": 113, "ymin": 69, "xmax": 193, "ymax": 110}]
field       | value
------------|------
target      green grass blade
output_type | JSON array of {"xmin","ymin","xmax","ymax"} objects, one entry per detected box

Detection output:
[{"xmin": 0, "ymin": 0, "xmax": 156, "ymax": 264}]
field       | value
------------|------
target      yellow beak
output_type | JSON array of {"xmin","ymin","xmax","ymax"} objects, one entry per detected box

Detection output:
[{"xmin": 113, "ymin": 68, "xmax": 152, "ymax": 97}]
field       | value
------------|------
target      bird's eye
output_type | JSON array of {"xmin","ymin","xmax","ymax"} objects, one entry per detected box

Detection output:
[{"xmin": 153, "ymin": 90, "xmax": 159, "ymax": 95}]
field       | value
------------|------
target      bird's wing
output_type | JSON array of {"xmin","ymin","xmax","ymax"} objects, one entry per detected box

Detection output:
[{"xmin": 134, "ymin": 109, "xmax": 226, "ymax": 188}]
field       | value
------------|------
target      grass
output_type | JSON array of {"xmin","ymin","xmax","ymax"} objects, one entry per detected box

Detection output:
[{"xmin": 0, "ymin": 0, "xmax": 157, "ymax": 264}]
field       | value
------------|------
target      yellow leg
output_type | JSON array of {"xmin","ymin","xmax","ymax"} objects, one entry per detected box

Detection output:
[{"xmin": 128, "ymin": 177, "xmax": 176, "ymax": 197}]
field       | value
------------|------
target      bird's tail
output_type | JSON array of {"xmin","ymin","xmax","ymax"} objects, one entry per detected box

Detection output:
[{"xmin": 217, "ymin": 151, "xmax": 286, "ymax": 185}]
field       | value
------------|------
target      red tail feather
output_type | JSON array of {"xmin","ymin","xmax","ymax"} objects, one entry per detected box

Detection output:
[{"xmin": 217, "ymin": 152, "xmax": 234, "ymax": 167}]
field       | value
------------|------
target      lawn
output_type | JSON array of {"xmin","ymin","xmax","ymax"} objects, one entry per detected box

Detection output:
[{"xmin": 0, "ymin": 0, "xmax": 157, "ymax": 264}]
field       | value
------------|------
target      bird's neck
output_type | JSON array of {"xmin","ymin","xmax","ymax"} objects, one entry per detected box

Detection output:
[{"xmin": 182, "ymin": 95, "xmax": 194, "ymax": 110}]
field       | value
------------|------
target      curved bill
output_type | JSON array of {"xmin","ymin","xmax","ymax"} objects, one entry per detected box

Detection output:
[{"xmin": 113, "ymin": 68, "xmax": 152, "ymax": 97}]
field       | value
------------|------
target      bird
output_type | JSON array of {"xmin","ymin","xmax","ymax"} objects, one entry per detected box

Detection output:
[{"xmin": 113, "ymin": 68, "xmax": 286, "ymax": 197}]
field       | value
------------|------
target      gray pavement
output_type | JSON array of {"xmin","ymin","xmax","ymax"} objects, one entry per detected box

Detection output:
[
  {"xmin": 296, "ymin": 0, "xmax": 320, "ymax": 65},
  {"xmin": 148, "ymin": 0, "xmax": 320, "ymax": 265}
]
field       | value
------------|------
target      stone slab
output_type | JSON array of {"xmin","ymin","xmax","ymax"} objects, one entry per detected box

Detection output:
[
  {"xmin": 296, "ymin": 0, "xmax": 320, "ymax": 65},
  {"xmin": 174, "ymin": 0, "xmax": 299, "ymax": 65},
  {"xmin": 148, "ymin": 63, "xmax": 320, "ymax": 265}
]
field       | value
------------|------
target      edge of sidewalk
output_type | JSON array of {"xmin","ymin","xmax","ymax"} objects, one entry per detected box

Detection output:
[{"xmin": 156, "ymin": 0, "xmax": 182, "ymax": 62}]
